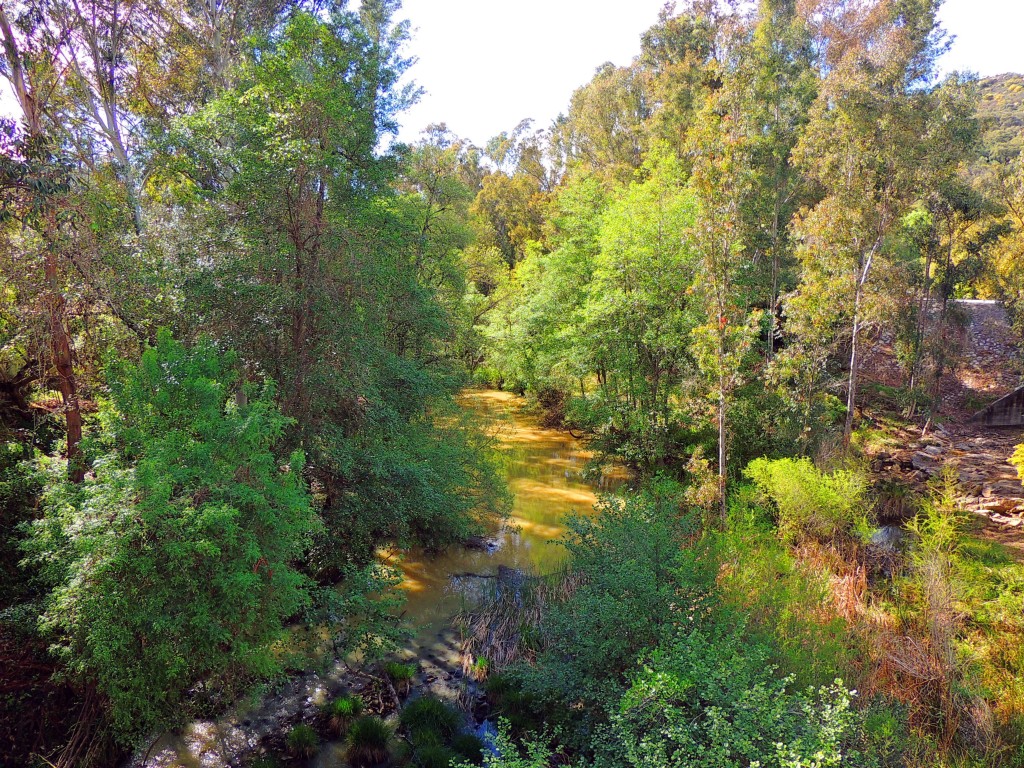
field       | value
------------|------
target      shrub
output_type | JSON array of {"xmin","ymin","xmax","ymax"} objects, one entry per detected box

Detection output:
[
  {"xmin": 415, "ymin": 744, "xmax": 458, "ymax": 768},
  {"xmin": 613, "ymin": 627, "xmax": 871, "ymax": 768},
  {"xmin": 1011, "ymin": 442, "xmax": 1023, "ymax": 481},
  {"xmin": 745, "ymin": 457, "xmax": 868, "ymax": 543},
  {"xmin": 451, "ymin": 720, "xmax": 557, "ymax": 768},
  {"xmin": 23, "ymin": 332, "xmax": 318, "ymax": 742},
  {"xmin": 519, "ymin": 491, "xmax": 713, "ymax": 711},
  {"xmin": 400, "ymin": 696, "xmax": 462, "ymax": 744},
  {"xmin": 286, "ymin": 724, "xmax": 319, "ymax": 758},
  {"xmin": 450, "ymin": 732, "xmax": 486, "ymax": 763},
  {"xmin": 347, "ymin": 715, "xmax": 393, "ymax": 767},
  {"xmin": 324, "ymin": 693, "xmax": 364, "ymax": 734}
]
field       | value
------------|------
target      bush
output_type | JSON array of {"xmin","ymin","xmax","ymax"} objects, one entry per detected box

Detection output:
[
  {"xmin": 613, "ymin": 627, "xmax": 871, "ymax": 768},
  {"xmin": 415, "ymin": 744, "xmax": 458, "ymax": 768},
  {"xmin": 451, "ymin": 720, "xmax": 557, "ymax": 768},
  {"xmin": 23, "ymin": 332, "xmax": 318, "ymax": 742},
  {"xmin": 400, "ymin": 696, "xmax": 462, "ymax": 744},
  {"xmin": 347, "ymin": 715, "xmax": 393, "ymax": 767},
  {"xmin": 745, "ymin": 457, "xmax": 868, "ymax": 543},
  {"xmin": 519, "ymin": 491, "xmax": 713, "ymax": 712},
  {"xmin": 450, "ymin": 732, "xmax": 486, "ymax": 763},
  {"xmin": 286, "ymin": 724, "xmax": 319, "ymax": 758}
]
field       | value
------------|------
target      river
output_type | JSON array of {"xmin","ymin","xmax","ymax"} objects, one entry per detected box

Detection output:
[{"xmin": 135, "ymin": 389, "xmax": 621, "ymax": 767}]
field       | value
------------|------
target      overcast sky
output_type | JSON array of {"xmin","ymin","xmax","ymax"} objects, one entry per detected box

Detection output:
[{"xmin": 394, "ymin": 0, "xmax": 1024, "ymax": 146}]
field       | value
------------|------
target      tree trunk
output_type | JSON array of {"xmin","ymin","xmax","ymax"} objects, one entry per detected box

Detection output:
[
  {"xmin": 44, "ymin": 249, "xmax": 84, "ymax": 482},
  {"xmin": 718, "ymin": 325, "xmax": 727, "ymax": 524},
  {"xmin": 844, "ymin": 247, "xmax": 876, "ymax": 445}
]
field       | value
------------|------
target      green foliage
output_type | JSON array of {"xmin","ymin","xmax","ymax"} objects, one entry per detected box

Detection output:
[
  {"xmin": 519, "ymin": 490, "xmax": 712, "ymax": 713},
  {"xmin": 614, "ymin": 628, "xmax": 869, "ymax": 768},
  {"xmin": 163, "ymin": 10, "xmax": 508, "ymax": 575},
  {"xmin": 347, "ymin": 715, "xmax": 394, "ymax": 767},
  {"xmin": 326, "ymin": 693, "xmax": 365, "ymax": 719},
  {"xmin": 415, "ymin": 744, "xmax": 459, "ymax": 768},
  {"xmin": 713, "ymin": 500, "xmax": 859, "ymax": 690},
  {"xmin": 325, "ymin": 693, "xmax": 364, "ymax": 734},
  {"xmin": 286, "ymin": 724, "xmax": 319, "ymax": 758},
  {"xmin": 450, "ymin": 732, "xmax": 486, "ymax": 763},
  {"xmin": 0, "ymin": 439, "xmax": 40, "ymax": 610},
  {"xmin": 1011, "ymin": 443, "xmax": 1023, "ymax": 481},
  {"xmin": 24, "ymin": 332, "xmax": 318, "ymax": 742},
  {"xmin": 385, "ymin": 661, "xmax": 417, "ymax": 683},
  {"xmin": 452, "ymin": 720, "xmax": 559, "ymax": 768},
  {"xmin": 745, "ymin": 457, "xmax": 869, "ymax": 544},
  {"xmin": 400, "ymin": 696, "xmax": 463, "ymax": 744}
]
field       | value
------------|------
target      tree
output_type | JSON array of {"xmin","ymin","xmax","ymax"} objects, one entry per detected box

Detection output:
[
  {"xmin": 159, "ymin": 10, "xmax": 504, "ymax": 568},
  {"xmin": 788, "ymin": 0, "xmax": 949, "ymax": 443},
  {"xmin": 687, "ymin": 73, "xmax": 761, "ymax": 519},
  {"xmin": 0, "ymin": 6, "xmax": 85, "ymax": 478},
  {"xmin": 27, "ymin": 331, "xmax": 317, "ymax": 747}
]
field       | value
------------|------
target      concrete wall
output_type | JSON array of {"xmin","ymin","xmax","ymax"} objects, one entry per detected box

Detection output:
[{"xmin": 971, "ymin": 387, "xmax": 1024, "ymax": 427}]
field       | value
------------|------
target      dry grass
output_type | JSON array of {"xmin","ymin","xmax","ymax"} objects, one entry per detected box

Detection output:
[{"xmin": 455, "ymin": 568, "xmax": 585, "ymax": 677}]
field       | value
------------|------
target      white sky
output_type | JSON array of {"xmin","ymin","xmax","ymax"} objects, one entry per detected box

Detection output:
[
  {"xmin": 0, "ymin": 0, "xmax": 1020, "ymax": 145},
  {"xmin": 395, "ymin": 0, "xmax": 1024, "ymax": 146}
]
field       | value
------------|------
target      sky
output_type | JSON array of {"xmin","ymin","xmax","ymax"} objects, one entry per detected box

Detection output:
[
  {"xmin": 0, "ymin": 0, "xmax": 1021, "ymax": 141},
  {"xmin": 394, "ymin": 0, "xmax": 1024, "ymax": 146}
]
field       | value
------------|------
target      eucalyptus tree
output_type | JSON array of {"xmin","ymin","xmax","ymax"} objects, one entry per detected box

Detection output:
[{"xmin": 787, "ymin": 0, "xmax": 950, "ymax": 443}]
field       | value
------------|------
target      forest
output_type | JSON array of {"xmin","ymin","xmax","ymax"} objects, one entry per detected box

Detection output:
[{"xmin": 1, "ymin": 0, "xmax": 1024, "ymax": 766}]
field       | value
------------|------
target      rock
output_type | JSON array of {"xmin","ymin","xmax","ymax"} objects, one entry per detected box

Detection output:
[
  {"xmin": 870, "ymin": 525, "xmax": 905, "ymax": 551},
  {"xmin": 912, "ymin": 452, "xmax": 939, "ymax": 472}
]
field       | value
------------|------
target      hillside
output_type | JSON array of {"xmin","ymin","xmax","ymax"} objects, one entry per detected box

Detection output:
[{"xmin": 978, "ymin": 72, "xmax": 1024, "ymax": 162}]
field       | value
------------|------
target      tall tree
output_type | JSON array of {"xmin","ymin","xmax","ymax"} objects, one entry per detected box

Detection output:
[{"xmin": 789, "ymin": 0, "xmax": 949, "ymax": 443}]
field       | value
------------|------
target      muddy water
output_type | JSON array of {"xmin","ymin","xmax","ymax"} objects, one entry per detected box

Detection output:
[{"xmin": 395, "ymin": 389, "xmax": 624, "ymax": 649}]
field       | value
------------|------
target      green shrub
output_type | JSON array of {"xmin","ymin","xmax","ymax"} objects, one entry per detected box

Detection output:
[
  {"xmin": 745, "ymin": 457, "xmax": 868, "ymax": 543},
  {"xmin": 450, "ymin": 732, "xmax": 486, "ymax": 763},
  {"xmin": 415, "ymin": 744, "xmax": 458, "ymax": 768},
  {"xmin": 519, "ymin": 491, "xmax": 713, "ymax": 712},
  {"xmin": 481, "ymin": 673, "xmax": 544, "ymax": 732},
  {"xmin": 324, "ymin": 693, "xmax": 364, "ymax": 734},
  {"xmin": 23, "ymin": 332, "xmax": 318, "ymax": 742},
  {"xmin": 451, "ymin": 720, "xmax": 557, "ymax": 768},
  {"xmin": 613, "ymin": 627, "xmax": 871, "ymax": 768},
  {"xmin": 400, "ymin": 696, "xmax": 462, "ymax": 744},
  {"xmin": 1012, "ymin": 443, "xmax": 1023, "ymax": 481},
  {"xmin": 347, "ymin": 715, "xmax": 393, "ymax": 767},
  {"xmin": 286, "ymin": 724, "xmax": 319, "ymax": 758}
]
